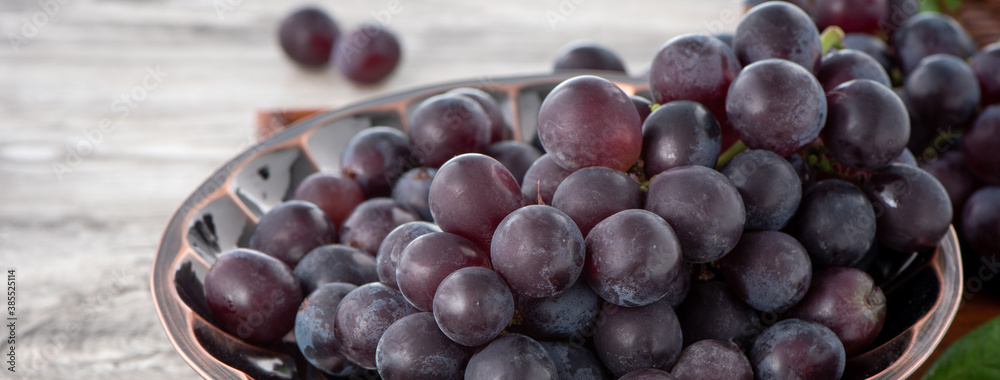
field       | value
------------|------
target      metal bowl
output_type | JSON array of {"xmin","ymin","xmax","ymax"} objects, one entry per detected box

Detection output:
[{"xmin": 151, "ymin": 74, "xmax": 963, "ymax": 380}]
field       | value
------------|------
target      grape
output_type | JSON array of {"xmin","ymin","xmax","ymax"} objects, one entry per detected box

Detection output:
[
  {"xmin": 719, "ymin": 231, "xmax": 812, "ymax": 313},
  {"xmin": 537, "ymin": 75, "xmax": 642, "ymax": 172},
  {"xmin": 433, "ymin": 267, "xmax": 515, "ymax": 347},
  {"xmin": 750, "ymin": 319, "xmax": 845, "ymax": 380},
  {"xmin": 396, "ymin": 232, "xmax": 491, "ymax": 311},
  {"xmin": 553, "ymin": 41, "xmax": 627, "ymax": 73},
  {"xmin": 787, "ymin": 267, "xmax": 887, "ymax": 356},
  {"xmin": 333, "ymin": 22, "xmax": 401, "ymax": 84},
  {"xmin": 789, "ymin": 179, "xmax": 877, "ymax": 268},
  {"xmin": 491, "ymin": 205, "xmax": 585, "ymax": 299},
  {"xmin": 720, "ymin": 149, "xmax": 801, "ymax": 231},
  {"xmin": 675, "ymin": 281, "xmax": 761, "ymax": 352},
  {"xmin": 593, "ymin": 298, "xmax": 683, "ymax": 377},
  {"xmin": 334, "ymin": 283, "xmax": 419, "ymax": 369},
  {"xmin": 825, "ymin": 79, "xmax": 910, "ymax": 172},
  {"xmin": 640, "ymin": 101, "xmax": 722, "ymax": 177},
  {"xmin": 204, "ymin": 249, "xmax": 303, "ymax": 343},
  {"xmin": 465, "ymin": 333, "xmax": 558, "ymax": 379},
  {"xmin": 551, "ymin": 166, "xmax": 643, "ymax": 237},
  {"xmin": 785, "ymin": 152, "xmax": 812, "ymax": 185},
  {"xmin": 863, "ymin": 163, "xmax": 952, "ymax": 253},
  {"xmin": 340, "ymin": 126, "xmax": 412, "ymax": 197},
  {"xmin": 733, "ymin": 2, "xmax": 822, "ymax": 74},
  {"xmin": 391, "ymin": 167, "xmax": 436, "ymax": 221},
  {"xmin": 892, "ymin": 12, "xmax": 976, "ymax": 76},
  {"xmin": 903, "ymin": 54, "xmax": 980, "ymax": 153},
  {"xmin": 842, "ymin": 33, "xmax": 893, "ymax": 74},
  {"xmin": 338, "ymin": 198, "xmax": 419, "ymax": 256},
  {"xmin": 619, "ymin": 368, "xmax": 676, "ymax": 379},
  {"xmin": 375, "ymin": 312, "xmax": 472, "ymax": 380},
  {"xmin": 962, "ymin": 187, "xmax": 1000, "ymax": 257},
  {"xmin": 670, "ymin": 339, "xmax": 753, "ymax": 380},
  {"xmin": 920, "ymin": 150, "xmax": 980, "ymax": 213},
  {"xmin": 428, "ymin": 153, "xmax": 524, "ymax": 250},
  {"xmin": 881, "ymin": 0, "xmax": 920, "ymax": 37},
  {"xmin": 375, "ymin": 221, "xmax": 440, "ymax": 289},
  {"xmin": 278, "ymin": 7, "xmax": 339, "ymax": 67},
  {"xmin": 963, "ymin": 105, "xmax": 1000, "ymax": 184},
  {"xmin": 584, "ymin": 209, "xmax": 684, "ymax": 307},
  {"xmin": 294, "ymin": 282, "xmax": 360, "ymax": 376},
  {"xmin": 631, "ymin": 95, "xmax": 653, "ymax": 124},
  {"xmin": 714, "ymin": 32, "xmax": 734, "ymax": 47},
  {"xmin": 725, "ymin": 59, "xmax": 827, "ymax": 157},
  {"xmin": 516, "ymin": 279, "xmax": 602, "ymax": 342},
  {"xmin": 446, "ymin": 87, "xmax": 509, "ymax": 143},
  {"xmin": 248, "ymin": 200, "xmax": 337, "ymax": 267},
  {"xmin": 894, "ymin": 147, "xmax": 919, "ymax": 166},
  {"xmin": 816, "ymin": 0, "xmax": 887, "ymax": 34},
  {"xmin": 522, "ymin": 153, "xmax": 573, "ymax": 205},
  {"xmin": 539, "ymin": 341, "xmax": 610, "ymax": 380},
  {"xmin": 645, "ymin": 165, "xmax": 745, "ymax": 263},
  {"xmin": 648, "ymin": 33, "xmax": 741, "ymax": 127},
  {"xmin": 292, "ymin": 171, "xmax": 365, "ymax": 228},
  {"xmin": 407, "ymin": 94, "xmax": 491, "ymax": 168},
  {"xmin": 485, "ymin": 140, "xmax": 543, "ymax": 185},
  {"xmin": 818, "ymin": 50, "xmax": 891, "ymax": 92},
  {"xmin": 972, "ymin": 43, "xmax": 1000, "ymax": 107},
  {"xmin": 293, "ymin": 244, "xmax": 377, "ymax": 295}
]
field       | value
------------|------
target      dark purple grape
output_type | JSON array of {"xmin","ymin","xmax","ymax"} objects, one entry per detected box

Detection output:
[
  {"xmin": 670, "ymin": 339, "xmax": 753, "ymax": 380},
  {"xmin": 407, "ymin": 94, "xmax": 491, "ymax": 168},
  {"xmin": 584, "ymin": 210, "xmax": 684, "ymax": 307},
  {"xmin": 278, "ymin": 7, "xmax": 339, "ymax": 68},
  {"xmin": 787, "ymin": 267, "xmax": 887, "ymax": 356},
  {"xmin": 920, "ymin": 150, "xmax": 980, "ymax": 213},
  {"xmin": 537, "ymin": 75, "xmax": 642, "ymax": 172},
  {"xmin": 376, "ymin": 221, "xmax": 440, "ymax": 289},
  {"xmin": 522, "ymin": 153, "xmax": 573, "ymax": 205},
  {"xmin": 551, "ymin": 166, "xmax": 642, "ymax": 237},
  {"xmin": 790, "ymin": 180, "xmax": 876, "ymax": 268},
  {"xmin": 295, "ymin": 282, "xmax": 360, "ymax": 376},
  {"xmin": 972, "ymin": 43, "xmax": 1000, "ymax": 107},
  {"xmin": 963, "ymin": 105, "xmax": 1000, "ymax": 184},
  {"xmin": 491, "ymin": 205, "xmax": 585, "ymax": 299},
  {"xmin": 375, "ymin": 312, "xmax": 472, "ymax": 380},
  {"xmin": 292, "ymin": 171, "xmax": 365, "ymax": 228},
  {"xmin": 725, "ymin": 59, "xmax": 827, "ymax": 157},
  {"xmin": 334, "ymin": 283, "xmax": 419, "ymax": 369},
  {"xmin": 333, "ymin": 22, "xmax": 401, "ymax": 84},
  {"xmin": 340, "ymin": 126, "xmax": 412, "ymax": 197},
  {"xmin": 842, "ymin": 33, "xmax": 893, "ymax": 74},
  {"xmin": 816, "ymin": 0, "xmax": 887, "ymax": 34},
  {"xmin": 553, "ymin": 41, "xmax": 627, "ymax": 73},
  {"xmin": 593, "ymin": 298, "xmax": 683, "ymax": 377},
  {"xmin": 433, "ymin": 267, "xmax": 515, "ymax": 347},
  {"xmin": 204, "ymin": 249, "xmax": 303, "ymax": 343},
  {"xmin": 428, "ymin": 153, "xmax": 525, "ymax": 250},
  {"xmin": 649, "ymin": 33, "xmax": 742, "ymax": 127},
  {"xmin": 641, "ymin": 101, "xmax": 722, "ymax": 177},
  {"xmin": 391, "ymin": 167, "xmax": 436, "ymax": 221},
  {"xmin": 485, "ymin": 140, "xmax": 543, "ymax": 185},
  {"xmin": 719, "ymin": 231, "xmax": 812, "ymax": 313},
  {"xmin": 248, "ymin": 200, "xmax": 337, "ymax": 268},
  {"xmin": 619, "ymin": 368, "xmax": 676, "ymax": 380},
  {"xmin": 721, "ymin": 149, "xmax": 801, "ymax": 231},
  {"xmin": 446, "ymin": 87, "xmax": 509, "ymax": 143},
  {"xmin": 676, "ymin": 281, "xmax": 761, "ymax": 352},
  {"xmin": 465, "ymin": 333, "xmax": 558, "ymax": 379},
  {"xmin": 963, "ymin": 187, "xmax": 1000, "ymax": 257},
  {"xmin": 733, "ymin": 2, "xmax": 822, "ymax": 74},
  {"xmin": 823, "ymin": 79, "xmax": 910, "ymax": 171},
  {"xmin": 863, "ymin": 164, "xmax": 952, "ymax": 253},
  {"xmin": 786, "ymin": 152, "xmax": 813, "ymax": 185},
  {"xmin": 339, "ymin": 198, "xmax": 418, "ymax": 256},
  {"xmin": 294, "ymin": 244, "xmax": 377, "ymax": 295},
  {"xmin": 645, "ymin": 165, "xmax": 745, "ymax": 263},
  {"xmin": 880, "ymin": 0, "xmax": 920, "ymax": 37},
  {"xmin": 631, "ymin": 95, "xmax": 653, "ymax": 124},
  {"xmin": 892, "ymin": 12, "xmax": 976, "ymax": 76},
  {"xmin": 396, "ymin": 232, "xmax": 491, "ymax": 311},
  {"xmin": 903, "ymin": 54, "xmax": 980, "ymax": 153},
  {"xmin": 539, "ymin": 341, "xmax": 610, "ymax": 380},
  {"xmin": 818, "ymin": 50, "xmax": 891, "ymax": 92},
  {"xmin": 893, "ymin": 147, "xmax": 919, "ymax": 166},
  {"xmin": 750, "ymin": 319, "xmax": 845, "ymax": 380},
  {"xmin": 516, "ymin": 279, "xmax": 602, "ymax": 342}
]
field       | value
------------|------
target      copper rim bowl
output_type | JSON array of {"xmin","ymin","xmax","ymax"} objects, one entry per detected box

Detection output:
[{"xmin": 151, "ymin": 74, "xmax": 964, "ymax": 380}]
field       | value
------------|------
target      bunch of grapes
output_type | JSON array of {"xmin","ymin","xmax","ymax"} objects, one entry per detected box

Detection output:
[{"xmin": 199, "ymin": 1, "xmax": 1000, "ymax": 379}]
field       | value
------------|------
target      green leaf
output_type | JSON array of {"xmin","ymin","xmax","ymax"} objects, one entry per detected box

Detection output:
[
  {"xmin": 923, "ymin": 315, "xmax": 1000, "ymax": 380},
  {"xmin": 820, "ymin": 26, "xmax": 846, "ymax": 55}
]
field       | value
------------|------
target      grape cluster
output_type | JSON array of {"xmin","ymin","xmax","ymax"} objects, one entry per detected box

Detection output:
[{"xmin": 198, "ymin": 1, "xmax": 999, "ymax": 378}]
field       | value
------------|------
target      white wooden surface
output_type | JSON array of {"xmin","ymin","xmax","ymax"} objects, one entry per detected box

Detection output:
[{"xmin": 0, "ymin": 0, "xmax": 741, "ymax": 378}]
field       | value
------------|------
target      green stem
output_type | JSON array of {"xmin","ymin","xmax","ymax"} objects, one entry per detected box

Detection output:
[
  {"xmin": 820, "ymin": 26, "xmax": 846, "ymax": 55},
  {"xmin": 716, "ymin": 140, "xmax": 747, "ymax": 169}
]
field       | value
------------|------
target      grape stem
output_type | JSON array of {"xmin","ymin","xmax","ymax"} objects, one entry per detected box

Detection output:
[
  {"xmin": 820, "ymin": 26, "xmax": 846, "ymax": 55},
  {"xmin": 715, "ymin": 140, "xmax": 747, "ymax": 169}
]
